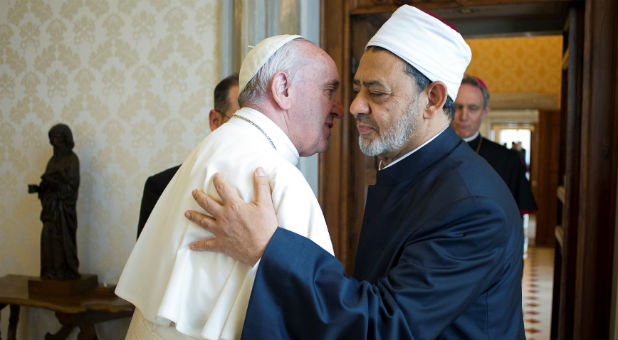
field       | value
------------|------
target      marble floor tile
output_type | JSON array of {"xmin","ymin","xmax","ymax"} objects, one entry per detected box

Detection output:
[{"xmin": 522, "ymin": 245, "xmax": 554, "ymax": 340}]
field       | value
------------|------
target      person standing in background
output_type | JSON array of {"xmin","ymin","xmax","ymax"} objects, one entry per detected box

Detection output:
[
  {"xmin": 452, "ymin": 74, "xmax": 537, "ymax": 215},
  {"xmin": 136, "ymin": 74, "xmax": 239, "ymax": 238}
]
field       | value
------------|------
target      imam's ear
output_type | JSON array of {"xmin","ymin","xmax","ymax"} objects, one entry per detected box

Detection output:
[
  {"xmin": 270, "ymin": 71, "xmax": 292, "ymax": 110},
  {"xmin": 424, "ymin": 81, "xmax": 448, "ymax": 118}
]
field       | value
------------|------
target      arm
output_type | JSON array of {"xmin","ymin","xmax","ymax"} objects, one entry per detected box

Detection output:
[
  {"xmin": 137, "ymin": 176, "xmax": 159, "ymax": 238},
  {"xmin": 186, "ymin": 168, "xmax": 513, "ymax": 339},
  {"xmin": 186, "ymin": 167, "xmax": 277, "ymax": 265},
  {"xmin": 506, "ymin": 150, "xmax": 537, "ymax": 213},
  {"xmin": 241, "ymin": 198, "xmax": 510, "ymax": 339}
]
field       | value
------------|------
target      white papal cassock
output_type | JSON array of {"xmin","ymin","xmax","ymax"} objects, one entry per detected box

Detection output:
[{"xmin": 116, "ymin": 107, "xmax": 334, "ymax": 339}]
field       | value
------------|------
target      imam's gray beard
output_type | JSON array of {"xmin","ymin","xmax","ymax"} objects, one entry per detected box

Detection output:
[{"xmin": 358, "ymin": 104, "xmax": 419, "ymax": 157}]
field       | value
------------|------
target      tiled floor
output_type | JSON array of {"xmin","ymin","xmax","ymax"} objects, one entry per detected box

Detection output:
[{"xmin": 522, "ymin": 245, "xmax": 554, "ymax": 340}]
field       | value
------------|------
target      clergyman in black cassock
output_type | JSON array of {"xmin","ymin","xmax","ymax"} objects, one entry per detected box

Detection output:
[{"xmin": 452, "ymin": 74, "xmax": 537, "ymax": 215}]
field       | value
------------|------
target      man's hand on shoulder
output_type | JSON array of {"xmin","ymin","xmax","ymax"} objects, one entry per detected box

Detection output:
[{"xmin": 185, "ymin": 167, "xmax": 278, "ymax": 266}]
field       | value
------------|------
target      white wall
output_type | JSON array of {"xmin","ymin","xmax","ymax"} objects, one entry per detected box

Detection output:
[{"xmin": 0, "ymin": 0, "xmax": 220, "ymax": 337}]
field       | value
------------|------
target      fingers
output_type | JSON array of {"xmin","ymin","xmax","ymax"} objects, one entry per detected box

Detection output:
[
  {"xmin": 212, "ymin": 173, "xmax": 241, "ymax": 204},
  {"xmin": 189, "ymin": 238, "xmax": 218, "ymax": 252},
  {"xmin": 191, "ymin": 189, "xmax": 223, "ymax": 217},
  {"xmin": 184, "ymin": 209, "xmax": 216, "ymax": 232},
  {"xmin": 253, "ymin": 167, "xmax": 274, "ymax": 207}
]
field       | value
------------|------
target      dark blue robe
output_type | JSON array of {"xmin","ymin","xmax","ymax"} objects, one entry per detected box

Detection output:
[
  {"xmin": 241, "ymin": 127, "xmax": 525, "ymax": 339},
  {"xmin": 467, "ymin": 135, "xmax": 537, "ymax": 214}
]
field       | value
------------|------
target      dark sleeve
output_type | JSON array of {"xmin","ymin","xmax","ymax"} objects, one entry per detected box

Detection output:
[
  {"xmin": 137, "ymin": 165, "xmax": 180, "ymax": 239},
  {"xmin": 137, "ymin": 176, "xmax": 158, "ymax": 239},
  {"xmin": 505, "ymin": 152, "xmax": 537, "ymax": 213},
  {"xmin": 242, "ymin": 198, "xmax": 510, "ymax": 340}
]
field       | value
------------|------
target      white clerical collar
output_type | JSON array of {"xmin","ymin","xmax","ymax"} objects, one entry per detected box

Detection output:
[
  {"xmin": 380, "ymin": 126, "xmax": 449, "ymax": 170},
  {"xmin": 463, "ymin": 131, "xmax": 480, "ymax": 142},
  {"xmin": 233, "ymin": 107, "xmax": 300, "ymax": 165}
]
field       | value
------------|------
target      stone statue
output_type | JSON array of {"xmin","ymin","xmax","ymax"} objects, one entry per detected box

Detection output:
[{"xmin": 28, "ymin": 123, "xmax": 81, "ymax": 280}]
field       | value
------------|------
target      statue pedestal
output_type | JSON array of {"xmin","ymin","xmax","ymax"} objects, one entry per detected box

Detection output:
[
  {"xmin": 1, "ymin": 274, "xmax": 133, "ymax": 340},
  {"xmin": 28, "ymin": 274, "xmax": 98, "ymax": 297}
]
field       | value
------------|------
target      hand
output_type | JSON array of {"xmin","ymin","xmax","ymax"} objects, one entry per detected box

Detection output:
[{"xmin": 185, "ymin": 167, "xmax": 278, "ymax": 266}]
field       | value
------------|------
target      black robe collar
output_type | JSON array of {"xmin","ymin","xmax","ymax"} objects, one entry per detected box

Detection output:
[
  {"xmin": 376, "ymin": 126, "xmax": 464, "ymax": 186},
  {"xmin": 466, "ymin": 133, "xmax": 482, "ymax": 152}
]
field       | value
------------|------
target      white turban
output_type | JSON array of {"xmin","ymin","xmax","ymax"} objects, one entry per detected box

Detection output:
[
  {"xmin": 367, "ymin": 5, "xmax": 471, "ymax": 100},
  {"xmin": 239, "ymin": 34, "xmax": 302, "ymax": 94}
]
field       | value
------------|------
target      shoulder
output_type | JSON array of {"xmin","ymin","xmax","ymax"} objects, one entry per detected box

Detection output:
[
  {"xmin": 145, "ymin": 165, "xmax": 180, "ymax": 190},
  {"xmin": 270, "ymin": 163, "xmax": 315, "ymax": 197},
  {"xmin": 420, "ymin": 147, "xmax": 521, "ymax": 241},
  {"xmin": 62, "ymin": 152, "xmax": 79, "ymax": 164},
  {"xmin": 480, "ymin": 138, "xmax": 521, "ymax": 161},
  {"xmin": 152, "ymin": 165, "xmax": 181, "ymax": 179},
  {"xmin": 443, "ymin": 142, "xmax": 516, "ymax": 206}
]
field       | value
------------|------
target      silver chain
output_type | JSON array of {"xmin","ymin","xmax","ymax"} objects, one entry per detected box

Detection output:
[{"xmin": 232, "ymin": 115, "xmax": 277, "ymax": 151}]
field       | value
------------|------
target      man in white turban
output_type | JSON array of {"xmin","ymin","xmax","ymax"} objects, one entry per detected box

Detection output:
[
  {"xmin": 115, "ymin": 35, "xmax": 342, "ymax": 339},
  {"xmin": 186, "ymin": 5, "xmax": 525, "ymax": 339}
]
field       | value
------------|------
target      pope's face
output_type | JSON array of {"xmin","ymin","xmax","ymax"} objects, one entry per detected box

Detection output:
[
  {"xmin": 289, "ymin": 42, "xmax": 343, "ymax": 156},
  {"xmin": 451, "ymin": 83, "xmax": 488, "ymax": 139},
  {"xmin": 350, "ymin": 48, "xmax": 423, "ymax": 158}
]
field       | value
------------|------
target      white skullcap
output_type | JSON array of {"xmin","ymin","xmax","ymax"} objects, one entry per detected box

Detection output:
[
  {"xmin": 367, "ymin": 5, "xmax": 471, "ymax": 100},
  {"xmin": 239, "ymin": 34, "xmax": 303, "ymax": 94}
]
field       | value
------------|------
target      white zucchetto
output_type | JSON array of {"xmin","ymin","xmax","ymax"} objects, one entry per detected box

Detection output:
[
  {"xmin": 239, "ymin": 34, "xmax": 302, "ymax": 94},
  {"xmin": 367, "ymin": 5, "xmax": 471, "ymax": 100}
]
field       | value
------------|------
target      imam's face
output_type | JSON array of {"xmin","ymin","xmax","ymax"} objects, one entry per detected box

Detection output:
[{"xmin": 350, "ymin": 48, "xmax": 423, "ymax": 158}]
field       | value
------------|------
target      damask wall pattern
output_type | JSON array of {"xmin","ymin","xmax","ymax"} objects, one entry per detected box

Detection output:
[
  {"xmin": 465, "ymin": 35, "xmax": 563, "ymax": 98},
  {"xmin": 1, "ymin": 0, "xmax": 219, "ymax": 337}
]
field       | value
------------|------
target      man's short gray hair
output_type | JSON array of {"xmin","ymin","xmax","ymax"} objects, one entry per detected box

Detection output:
[{"xmin": 238, "ymin": 37, "xmax": 307, "ymax": 106}]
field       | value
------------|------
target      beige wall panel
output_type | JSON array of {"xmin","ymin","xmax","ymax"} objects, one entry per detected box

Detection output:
[{"xmin": 0, "ymin": 0, "xmax": 220, "ymax": 337}]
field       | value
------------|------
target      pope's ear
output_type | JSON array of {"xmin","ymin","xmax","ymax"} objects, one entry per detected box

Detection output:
[
  {"xmin": 424, "ymin": 81, "xmax": 448, "ymax": 118},
  {"xmin": 270, "ymin": 71, "xmax": 292, "ymax": 110}
]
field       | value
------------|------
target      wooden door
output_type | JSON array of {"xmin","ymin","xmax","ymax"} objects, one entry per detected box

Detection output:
[
  {"xmin": 570, "ymin": 0, "xmax": 618, "ymax": 337},
  {"xmin": 319, "ymin": 3, "xmax": 391, "ymax": 273},
  {"xmin": 535, "ymin": 110, "xmax": 561, "ymax": 246},
  {"xmin": 322, "ymin": 0, "xmax": 618, "ymax": 338},
  {"xmin": 551, "ymin": 4, "xmax": 584, "ymax": 338}
]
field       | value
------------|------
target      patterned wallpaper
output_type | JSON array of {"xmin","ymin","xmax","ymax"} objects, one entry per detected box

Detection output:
[
  {"xmin": 465, "ymin": 35, "xmax": 563, "ymax": 98},
  {"xmin": 0, "ymin": 0, "xmax": 219, "ymax": 337}
]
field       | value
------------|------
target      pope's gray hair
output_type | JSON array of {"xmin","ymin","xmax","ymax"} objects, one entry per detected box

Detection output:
[{"xmin": 238, "ymin": 37, "xmax": 308, "ymax": 106}]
